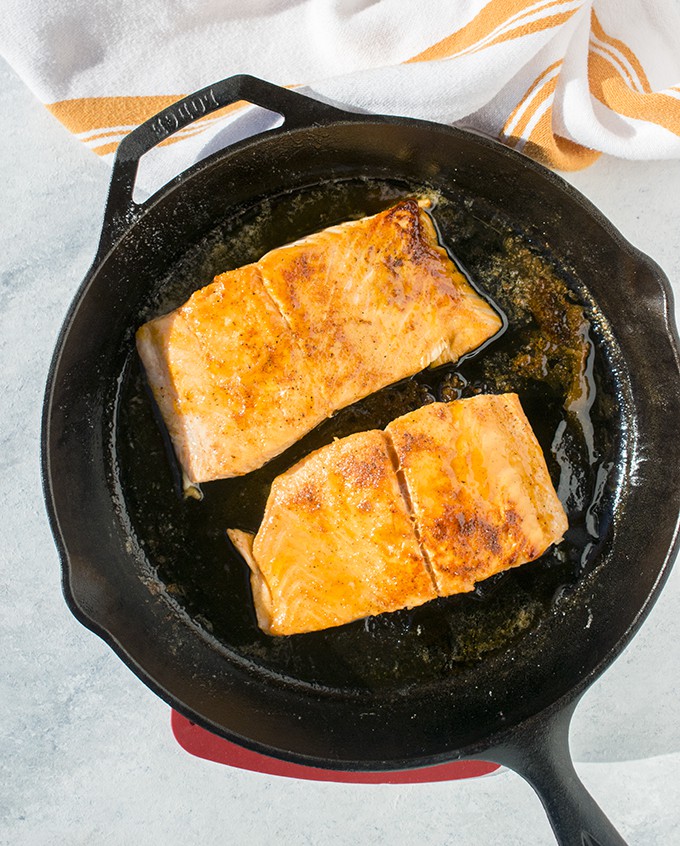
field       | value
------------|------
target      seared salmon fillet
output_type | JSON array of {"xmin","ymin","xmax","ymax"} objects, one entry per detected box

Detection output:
[
  {"xmin": 228, "ymin": 430, "xmax": 436, "ymax": 636},
  {"xmin": 259, "ymin": 199, "xmax": 502, "ymax": 411},
  {"xmin": 137, "ymin": 200, "xmax": 501, "ymax": 483},
  {"xmin": 386, "ymin": 395, "xmax": 569, "ymax": 596},
  {"xmin": 136, "ymin": 265, "xmax": 327, "ymax": 483},
  {"xmin": 230, "ymin": 393, "xmax": 567, "ymax": 636}
]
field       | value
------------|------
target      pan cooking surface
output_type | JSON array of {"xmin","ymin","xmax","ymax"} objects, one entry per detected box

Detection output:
[{"xmin": 114, "ymin": 176, "xmax": 626, "ymax": 693}]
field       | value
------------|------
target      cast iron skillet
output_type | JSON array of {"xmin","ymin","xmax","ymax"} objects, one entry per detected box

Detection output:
[{"xmin": 42, "ymin": 76, "xmax": 680, "ymax": 845}]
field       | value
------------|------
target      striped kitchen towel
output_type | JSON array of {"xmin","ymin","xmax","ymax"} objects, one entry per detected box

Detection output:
[{"xmin": 2, "ymin": 0, "xmax": 679, "ymax": 193}]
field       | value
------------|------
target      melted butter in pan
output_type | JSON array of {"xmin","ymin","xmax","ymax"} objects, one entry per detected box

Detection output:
[{"xmin": 116, "ymin": 178, "xmax": 622, "ymax": 692}]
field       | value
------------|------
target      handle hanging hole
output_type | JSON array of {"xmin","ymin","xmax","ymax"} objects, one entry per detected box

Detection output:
[{"xmin": 132, "ymin": 104, "xmax": 285, "ymax": 203}]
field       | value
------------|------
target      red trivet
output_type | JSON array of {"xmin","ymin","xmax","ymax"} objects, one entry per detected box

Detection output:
[{"xmin": 171, "ymin": 711, "xmax": 499, "ymax": 783}]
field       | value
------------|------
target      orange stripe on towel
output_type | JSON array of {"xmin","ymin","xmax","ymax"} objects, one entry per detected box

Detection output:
[
  {"xmin": 588, "ymin": 12, "xmax": 680, "ymax": 136},
  {"xmin": 502, "ymin": 60, "xmax": 563, "ymax": 140},
  {"xmin": 47, "ymin": 94, "xmax": 184, "ymax": 134},
  {"xmin": 406, "ymin": 0, "xmax": 580, "ymax": 63},
  {"xmin": 48, "ymin": 95, "xmax": 250, "ymax": 156},
  {"xmin": 590, "ymin": 12, "xmax": 651, "ymax": 93},
  {"xmin": 501, "ymin": 60, "xmax": 599, "ymax": 170}
]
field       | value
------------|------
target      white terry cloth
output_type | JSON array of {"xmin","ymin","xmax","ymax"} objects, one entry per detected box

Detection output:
[{"xmin": 1, "ymin": 0, "xmax": 679, "ymax": 193}]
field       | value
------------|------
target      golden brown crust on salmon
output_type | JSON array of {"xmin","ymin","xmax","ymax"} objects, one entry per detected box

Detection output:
[
  {"xmin": 386, "ymin": 394, "xmax": 568, "ymax": 595},
  {"xmin": 137, "ymin": 200, "xmax": 501, "ymax": 483},
  {"xmin": 259, "ymin": 199, "xmax": 501, "ymax": 412},
  {"xmin": 136, "ymin": 265, "xmax": 327, "ymax": 483},
  {"xmin": 231, "ymin": 393, "xmax": 568, "ymax": 636},
  {"xmin": 233, "ymin": 430, "xmax": 436, "ymax": 636}
]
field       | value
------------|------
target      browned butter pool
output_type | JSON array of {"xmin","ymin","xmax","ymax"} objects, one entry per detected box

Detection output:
[{"xmin": 115, "ymin": 176, "xmax": 625, "ymax": 692}]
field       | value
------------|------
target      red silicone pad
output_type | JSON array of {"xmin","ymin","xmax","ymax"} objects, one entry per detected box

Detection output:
[{"xmin": 171, "ymin": 711, "xmax": 499, "ymax": 783}]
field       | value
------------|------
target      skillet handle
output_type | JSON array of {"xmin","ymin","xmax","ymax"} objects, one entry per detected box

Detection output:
[
  {"xmin": 485, "ymin": 698, "xmax": 628, "ymax": 846},
  {"xmin": 96, "ymin": 75, "xmax": 351, "ymax": 259}
]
